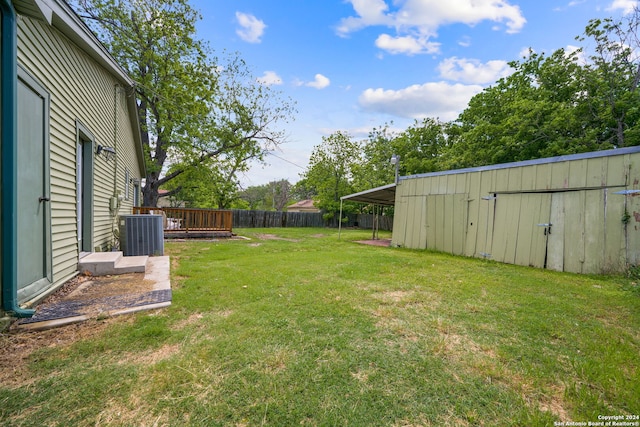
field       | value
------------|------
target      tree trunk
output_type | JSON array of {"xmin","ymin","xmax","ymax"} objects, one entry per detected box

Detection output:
[{"xmin": 143, "ymin": 174, "xmax": 160, "ymax": 207}]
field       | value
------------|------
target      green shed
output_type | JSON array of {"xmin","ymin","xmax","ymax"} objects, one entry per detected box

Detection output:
[{"xmin": 391, "ymin": 146, "xmax": 640, "ymax": 274}]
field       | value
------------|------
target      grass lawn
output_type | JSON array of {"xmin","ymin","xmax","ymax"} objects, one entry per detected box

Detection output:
[{"xmin": 1, "ymin": 227, "xmax": 639, "ymax": 426}]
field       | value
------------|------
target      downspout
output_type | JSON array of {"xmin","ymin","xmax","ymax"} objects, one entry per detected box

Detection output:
[
  {"xmin": 1, "ymin": 0, "xmax": 35, "ymax": 317},
  {"xmin": 110, "ymin": 85, "xmax": 121, "ymax": 249}
]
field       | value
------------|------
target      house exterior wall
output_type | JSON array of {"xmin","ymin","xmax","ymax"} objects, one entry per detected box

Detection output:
[
  {"xmin": 391, "ymin": 147, "xmax": 640, "ymax": 274},
  {"xmin": 16, "ymin": 14, "xmax": 142, "ymax": 292}
]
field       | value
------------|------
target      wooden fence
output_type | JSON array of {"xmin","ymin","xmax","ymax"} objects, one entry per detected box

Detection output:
[
  {"xmin": 231, "ymin": 210, "xmax": 393, "ymax": 231},
  {"xmin": 132, "ymin": 207, "xmax": 393, "ymax": 233},
  {"xmin": 133, "ymin": 207, "xmax": 233, "ymax": 234}
]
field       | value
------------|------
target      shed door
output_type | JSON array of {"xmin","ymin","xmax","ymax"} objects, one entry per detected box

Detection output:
[
  {"xmin": 16, "ymin": 71, "xmax": 52, "ymax": 303},
  {"xmin": 425, "ymin": 194, "xmax": 468, "ymax": 255},
  {"xmin": 491, "ymin": 193, "xmax": 552, "ymax": 268}
]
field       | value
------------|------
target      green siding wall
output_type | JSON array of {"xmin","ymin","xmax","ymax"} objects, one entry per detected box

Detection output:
[{"xmin": 16, "ymin": 15, "xmax": 142, "ymax": 299}]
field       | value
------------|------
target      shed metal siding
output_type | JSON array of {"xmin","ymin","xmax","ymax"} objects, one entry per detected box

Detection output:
[
  {"xmin": 17, "ymin": 14, "xmax": 142, "ymax": 290},
  {"xmin": 392, "ymin": 148, "xmax": 640, "ymax": 274}
]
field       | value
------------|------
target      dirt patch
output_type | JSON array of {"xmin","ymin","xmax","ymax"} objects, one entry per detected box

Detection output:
[
  {"xmin": 372, "ymin": 290, "xmax": 413, "ymax": 303},
  {"xmin": 355, "ymin": 239, "xmax": 392, "ymax": 247},
  {"xmin": 38, "ymin": 274, "xmax": 90, "ymax": 305},
  {"xmin": 67, "ymin": 273, "xmax": 154, "ymax": 300},
  {"xmin": 172, "ymin": 312, "xmax": 205, "ymax": 330},
  {"xmin": 255, "ymin": 233, "xmax": 300, "ymax": 242}
]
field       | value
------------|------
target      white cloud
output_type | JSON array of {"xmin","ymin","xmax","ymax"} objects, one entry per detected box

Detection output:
[
  {"xmin": 235, "ymin": 12, "xmax": 266, "ymax": 43},
  {"xmin": 336, "ymin": 0, "xmax": 392, "ymax": 35},
  {"xmin": 519, "ymin": 47, "xmax": 535, "ymax": 58},
  {"xmin": 337, "ymin": 0, "xmax": 526, "ymax": 55},
  {"xmin": 565, "ymin": 44, "xmax": 589, "ymax": 64},
  {"xmin": 438, "ymin": 57, "xmax": 512, "ymax": 84},
  {"xmin": 306, "ymin": 74, "xmax": 331, "ymax": 89},
  {"xmin": 359, "ymin": 81, "xmax": 483, "ymax": 121},
  {"xmin": 554, "ymin": 0, "xmax": 585, "ymax": 11},
  {"xmin": 257, "ymin": 71, "xmax": 283, "ymax": 86},
  {"xmin": 375, "ymin": 34, "xmax": 440, "ymax": 55},
  {"xmin": 607, "ymin": 0, "xmax": 638, "ymax": 14}
]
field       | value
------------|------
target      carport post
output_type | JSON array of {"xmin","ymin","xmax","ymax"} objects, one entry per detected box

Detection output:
[
  {"xmin": 338, "ymin": 199, "xmax": 343, "ymax": 239},
  {"xmin": 372, "ymin": 205, "xmax": 377, "ymax": 240}
]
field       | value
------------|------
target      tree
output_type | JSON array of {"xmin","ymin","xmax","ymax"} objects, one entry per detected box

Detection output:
[
  {"xmin": 72, "ymin": 0, "xmax": 295, "ymax": 207},
  {"xmin": 578, "ymin": 12, "xmax": 640, "ymax": 148},
  {"xmin": 237, "ymin": 180, "xmax": 293, "ymax": 211},
  {"xmin": 238, "ymin": 184, "xmax": 270, "ymax": 210},
  {"xmin": 393, "ymin": 118, "xmax": 449, "ymax": 175},
  {"xmin": 301, "ymin": 131, "xmax": 360, "ymax": 220},
  {"xmin": 267, "ymin": 180, "xmax": 293, "ymax": 211},
  {"xmin": 444, "ymin": 48, "xmax": 595, "ymax": 169},
  {"xmin": 162, "ymin": 149, "xmax": 251, "ymax": 209},
  {"xmin": 445, "ymin": 13, "xmax": 640, "ymax": 170},
  {"xmin": 352, "ymin": 124, "xmax": 397, "ymax": 192},
  {"xmin": 291, "ymin": 178, "xmax": 316, "ymax": 201}
]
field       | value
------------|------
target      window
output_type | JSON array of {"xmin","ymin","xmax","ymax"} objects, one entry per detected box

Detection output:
[{"xmin": 133, "ymin": 180, "xmax": 140, "ymax": 207}]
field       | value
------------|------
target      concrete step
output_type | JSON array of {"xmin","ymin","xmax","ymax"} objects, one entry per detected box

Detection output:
[{"xmin": 79, "ymin": 252, "xmax": 148, "ymax": 276}]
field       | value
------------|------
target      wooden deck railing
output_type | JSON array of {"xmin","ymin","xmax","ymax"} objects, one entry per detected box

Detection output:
[{"xmin": 132, "ymin": 207, "xmax": 233, "ymax": 233}]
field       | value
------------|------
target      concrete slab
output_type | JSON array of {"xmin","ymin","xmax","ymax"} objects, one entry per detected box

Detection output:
[
  {"xmin": 114, "ymin": 255, "xmax": 148, "ymax": 274},
  {"xmin": 17, "ymin": 315, "xmax": 89, "ymax": 331},
  {"xmin": 15, "ymin": 255, "xmax": 172, "ymax": 331},
  {"xmin": 80, "ymin": 251, "xmax": 122, "ymax": 264},
  {"xmin": 78, "ymin": 252, "xmax": 148, "ymax": 275},
  {"xmin": 78, "ymin": 252, "xmax": 123, "ymax": 275}
]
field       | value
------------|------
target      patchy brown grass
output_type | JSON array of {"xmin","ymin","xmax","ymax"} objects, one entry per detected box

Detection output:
[{"xmin": 0, "ymin": 318, "xmax": 124, "ymax": 388}]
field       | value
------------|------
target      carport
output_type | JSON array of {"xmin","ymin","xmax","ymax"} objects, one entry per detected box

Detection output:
[{"xmin": 339, "ymin": 183, "xmax": 396, "ymax": 239}]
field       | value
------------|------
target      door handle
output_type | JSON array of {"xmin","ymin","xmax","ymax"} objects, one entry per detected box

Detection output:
[
  {"xmin": 39, "ymin": 196, "xmax": 50, "ymax": 203},
  {"xmin": 538, "ymin": 223, "xmax": 552, "ymax": 236}
]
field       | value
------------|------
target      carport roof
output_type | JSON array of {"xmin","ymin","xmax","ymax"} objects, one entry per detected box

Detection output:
[{"xmin": 340, "ymin": 183, "xmax": 396, "ymax": 206}]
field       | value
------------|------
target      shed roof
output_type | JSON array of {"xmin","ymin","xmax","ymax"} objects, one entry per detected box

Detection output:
[
  {"xmin": 401, "ymin": 146, "xmax": 640, "ymax": 182},
  {"xmin": 341, "ymin": 183, "xmax": 396, "ymax": 206}
]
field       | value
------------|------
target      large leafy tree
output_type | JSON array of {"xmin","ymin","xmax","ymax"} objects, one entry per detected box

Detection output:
[
  {"xmin": 162, "ymin": 148, "xmax": 252, "ymax": 209},
  {"xmin": 393, "ymin": 118, "xmax": 449, "ymax": 175},
  {"xmin": 72, "ymin": 0, "xmax": 294, "ymax": 206},
  {"xmin": 351, "ymin": 119, "xmax": 449, "ymax": 194},
  {"xmin": 445, "ymin": 13, "xmax": 640, "ymax": 169},
  {"xmin": 352, "ymin": 124, "xmax": 397, "ymax": 191},
  {"xmin": 444, "ymin": 49, "xmax": 591, "ymax": 169},
  {"xmin": 579, "ymin": 12, "xmax": 640, "ymax": 148},
  {"xmin": 302, "ymin": 131, "xmax": 360, "ymax": 219}
]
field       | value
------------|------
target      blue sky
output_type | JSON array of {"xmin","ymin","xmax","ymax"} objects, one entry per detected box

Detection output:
[{"xmin": 188, "ymin": 0, "xmax": 638, "ymax": 188}]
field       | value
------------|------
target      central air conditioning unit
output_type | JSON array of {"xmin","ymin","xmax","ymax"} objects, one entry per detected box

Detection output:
[{"xmin": 119, "ymin": 214, "xmax": 164, "ymax": 256}]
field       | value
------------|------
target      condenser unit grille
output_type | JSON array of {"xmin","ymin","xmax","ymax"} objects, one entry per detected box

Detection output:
[{"xmin": 119, "ymin": 215, "xmax": 164, "ymax": 256}]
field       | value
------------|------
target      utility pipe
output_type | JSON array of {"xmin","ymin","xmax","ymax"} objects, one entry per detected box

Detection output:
[{"xmin": 1, "ymin": 0, "xmax": 35, "ymax": 317}]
